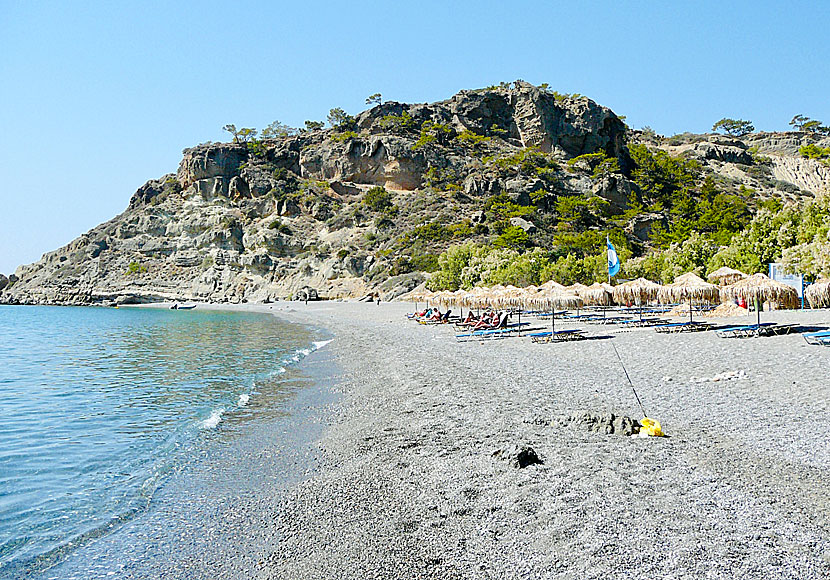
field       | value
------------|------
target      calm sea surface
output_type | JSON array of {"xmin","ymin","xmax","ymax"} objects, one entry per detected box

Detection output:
[{"xmin": 0, "ymin": 305, "xmax": 321, "ymax": 576}]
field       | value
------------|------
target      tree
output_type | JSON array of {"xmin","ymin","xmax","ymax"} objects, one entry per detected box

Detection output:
[
  {"xmin": 790, "ymin": 114, "xmax": 810, "ymax": 131},
  {"xmin": 261, "ymin": 120, "xmax": 296, "ymax": 139},
  {"xmin": 303, "ymin": 120, "xmax": 324, "ymax": 132},
  {"xmin": 222, "ymin": 124, "xmax": 239, "ymax": 142},
  {"xmin": 365, "ymin": 93, "xmax": 382, "ymax": 105},
  {"xmin": 235, "ymin": 128, "xmax": 257, "ymax": 143},
  {"xmin": 712, "ymin": 118, "xmax": 755, "ymax": 136},
  {"xmin": 327, "ymin": 107, "xmax": 355, "ymax": 129},
  {"xmin": 222, "ymin": 124, "xmax": 257, "ymax": 143}
]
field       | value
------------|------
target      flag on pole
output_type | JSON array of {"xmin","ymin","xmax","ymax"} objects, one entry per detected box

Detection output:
[{"xmin": 607, "ymin": 237, "xmax": 620, "ymax": 277}]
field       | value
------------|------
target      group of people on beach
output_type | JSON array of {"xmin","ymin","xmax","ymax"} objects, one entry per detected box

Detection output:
[{"xmin": 411, "ymin": 307, "xmax": 509, "ymax": 331}]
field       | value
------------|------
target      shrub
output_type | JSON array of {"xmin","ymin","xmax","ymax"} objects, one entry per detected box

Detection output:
[
  {"xmin": 363, "ymin": 186, "xmax": 393, "ymax": 211},
  {"xmin": 125, "ymin": 261, "xmax": 148, "ymax": 276},
  {"xmin": 486, "ymin": 146, "xmax": 558, "ymax": 176},
  {"xmin": 331, "ymin": 131, "xmax": 359, "ymax": 143},
  {"xmin": 455, "ymin": 130, "xmax": 490, "ymax": 150},
  {"xmin": 378, "ymin": 111, "xmax": 419, "ymax": 134},
  {"xmin": 799, "ymin": 144, "xmax": 830, "ymax": 165},
  {"xmin": 412, "ymin": 122, "xmax": 454, "ymax": 150},
  {"xmin": 493, "ymin": 226, "xmax": 530, "ymax": 250}
]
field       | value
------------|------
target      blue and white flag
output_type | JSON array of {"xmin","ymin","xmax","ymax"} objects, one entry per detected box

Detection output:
[{"xmin": 607, "ymin": 237, "xmax": 620, "ymax": 277}]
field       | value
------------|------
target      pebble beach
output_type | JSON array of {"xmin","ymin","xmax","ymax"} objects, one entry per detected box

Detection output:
[
  {"xmin": 250, "ymin": 301, "xmax": 830, "ymax": 579},
  {"xmin": 30, "ymin": 301, "xmax": 830, "ymax": 579}
]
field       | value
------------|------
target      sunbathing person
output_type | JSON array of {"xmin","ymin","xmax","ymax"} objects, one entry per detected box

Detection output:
[
  {"xmin": 472, "ymin": 311, "xmax": 505, "ymax": 331},
  {"xmin": 462, "ymin": 311, "xmax": 478, "ymax": 324}
]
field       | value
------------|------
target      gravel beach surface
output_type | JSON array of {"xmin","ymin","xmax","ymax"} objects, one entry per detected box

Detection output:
[
  {"xmin": 258, "ymin": 301, "xmax": 830, "ymax": 579},
  {"xmin": 31, "ymin": 301, "xmax": 830, "ymax": 579}
]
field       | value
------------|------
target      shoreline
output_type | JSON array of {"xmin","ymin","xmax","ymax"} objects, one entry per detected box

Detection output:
[
  {"xmin": 22, "ymin": 305, "xmax": 340, "ymax": 580},
  {"xmin": 256, "ymin": 301, "xmax": 830, "ymax": 578},
  {"xmin": 21, "ymin": 301, "xmax": 830, "ymax": 578}
]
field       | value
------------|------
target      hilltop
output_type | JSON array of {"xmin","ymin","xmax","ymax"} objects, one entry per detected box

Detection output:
[{"xmin": 2, "ymin": 81, "xmax": 829, "ymax": 305}]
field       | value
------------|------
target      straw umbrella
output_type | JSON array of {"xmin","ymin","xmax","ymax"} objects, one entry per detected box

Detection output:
[
  {"xmin": 657, "ymin": 272, "xmax": 721, "ymax": 324},
  {"xmin": 804, "ymin": 278, "xmax": 830, "ymax": 309},
  {"xmin": 582, "ymin": 282, "xmax": 614, "ymax": 306},
  {"xmin": 707, "ymin": 266, "xmax": 747, "ymax": 286},
  {"xmin": 722, "ymin": 273, "xmax": 799, "ymax": 327},
  {"xmin": 565, "ymin": 283, "xmax": 588, "ymax": 315},
  {"xmin": 612, "ymin": 277, "xmax": 660, "ymax": 320},
  {"xmin": 539, "ymin": 286, "xmax": 582, "ymax": 335}
]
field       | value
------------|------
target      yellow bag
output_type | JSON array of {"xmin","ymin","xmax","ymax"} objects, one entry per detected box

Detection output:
[{"xmin": 640, "ymin": 417, "xmax": 664, "ymax": 437}]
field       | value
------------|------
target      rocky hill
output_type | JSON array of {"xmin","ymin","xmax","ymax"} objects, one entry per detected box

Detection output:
[{"xmin": 2, "ymin": 81, "xmax": 829, "ymax": 305}]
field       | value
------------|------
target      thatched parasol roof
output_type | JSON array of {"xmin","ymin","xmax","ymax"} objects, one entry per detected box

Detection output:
[
  {"xmin": 551, "ymin": 291, "xmax": 584, "ymax": 309},
  {"xmin": 612, "ymin": 277, "xmax": 660, "ymax": 305},
  {"xmin": 564, "ymin": 283, "xmax": 588, "ymax": 295},
  {"xmin": 805, "ymin": 278, "xmax": 830, "ymax": 309},
  {"xmin": 721, "ymin": 273, "xmax": 799, "ymax": 309},
  {"xmin": 707, "ymin": 266, "xmax": 746, "ymax": 286},
  {"xmin": 581, "ymin": 282, "xmax": 614, "ymax": 306},
  {"xmin": 657, "ymin": 273, "xmax": 721, "ymax": 304},
  {"xmin": 539, "ymin": 280, "xmax": 567, "ymax": 292}
]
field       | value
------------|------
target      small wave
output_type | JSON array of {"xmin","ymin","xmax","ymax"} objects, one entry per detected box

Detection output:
[
  {"xmin": 200, "ymin": 408, "xmax": 225, "ymax": 429},
  {"xmin": 313, "ymin": 339, "xmax": 333, "ymax": 350},
  {"xmin": 237, "ymin": 394, "xmax": 250, "ymax": 407}
]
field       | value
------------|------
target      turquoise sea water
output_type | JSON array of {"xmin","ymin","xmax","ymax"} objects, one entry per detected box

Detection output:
[{"xmin": 0, "ymin": 305, "xmax": 321, "ymax": 576}]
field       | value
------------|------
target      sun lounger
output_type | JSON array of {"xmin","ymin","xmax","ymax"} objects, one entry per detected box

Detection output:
[
  {"xmin": 528, "ymin": 329, "xmax": 586, "ymax": 343},
  {"xmin": 654, "ymin": 321, "xmax": 712, "ymax": 334},
  {"xmin": 584, "ymin": 316, "xmax": 630, "ymax": 325},
  {"xmin": 716, "ymin": 323, "xmax": 793, "ymax": 338},
  {"xmin": 455, "ymin": 327, "xmax": 516, "ymax": 342},
  {"xmin": 617, "ymin": 317, "xmax": 666, "ymax": 328},
  {"xmin": 803, "ymin": 330, "xmax": 830, "ymax": 345}
]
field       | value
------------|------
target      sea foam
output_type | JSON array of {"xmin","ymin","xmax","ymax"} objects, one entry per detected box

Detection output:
[{"xmin": 200, "ymin": 408, "xmax": 225, "ymax": 429}]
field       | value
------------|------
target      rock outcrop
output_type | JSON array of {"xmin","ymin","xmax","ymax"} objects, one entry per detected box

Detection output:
[{"xmin": 2, "ymin": 82, "xmax": 827, "ymax": 306}]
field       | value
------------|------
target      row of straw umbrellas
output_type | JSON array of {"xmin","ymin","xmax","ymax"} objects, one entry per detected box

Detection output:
[{"xmin": 407, "ymin": 266, "xmax": 829, "ymax": 327}]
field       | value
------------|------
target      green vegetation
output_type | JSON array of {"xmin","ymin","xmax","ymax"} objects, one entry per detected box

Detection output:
[
  {"xmin": 303, "ymin": 120, "xmax": 324, "ymax": 132},
  {"xmin": 327, "ymin": 107, "xmax": 356, "ymax": 130},
  {"xmin": 378, "ymin": 111, "xmax": 419, "ymax": 135},
  {"xmin": 363, "ymin": 186, "xmax": 393, "ymax": 212},
  {"xmin": 423, "ymin": 167, "xmax": 463, "ymax": 191},
  {"xmin": 261, "ymin": 120, "xmax": 297, "ymax": 139},
  {"xmin": 790, "ymin": 115, "xmax": 830, "ymax": 135},
  {"xmin": 125, "ymin": 261, "xmax": 148, "ymax": 276},
  {"xmin": 331, "ymin": 131, "xmax": 359, "ymax": 143},
  {"xmin": 455, "ymin": 129, "xmax": 490, "ymax": 150},
  {"xmin": 365, "ymin": 93, "xmax": 382, "ymax": 105},
  {"xmin": 493, "ymin": 226, "xmax": 530, "ymax": 250},
  {"xmin": 222, "ymin": 124, "xmax": 257, "ymax": 144},
  {"xmin": 412, "ymin": 121, "xmax": 454, "ymax": 150},
  {"xmin": 799, "ymin": 144, "xmax": 830, "ymax": 165},
  {"xmin": 566, "ymin": 151, "xmax": 620, "ymax": 178},
  {"xmin": 486, "ymin": 146, "xmax": 558, "ymax": 177},
  {"xmin": 711, "ymin": 118, "xmax": 755, "ymax": 136}
]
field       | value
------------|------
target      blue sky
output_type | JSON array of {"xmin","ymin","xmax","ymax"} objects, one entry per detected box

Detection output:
[{"xmin": 1, "ymin": 0, "xmax": 828, "ymax": 274}]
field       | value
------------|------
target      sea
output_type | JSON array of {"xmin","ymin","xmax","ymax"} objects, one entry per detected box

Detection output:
[{"xmin": 0, "ymin": 305, "xmax": 329, "ymax": 578}]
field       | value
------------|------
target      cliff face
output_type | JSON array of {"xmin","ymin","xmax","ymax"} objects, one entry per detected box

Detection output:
[{"xmin": 1, "ymin": 82, "xmax": 827, "ymax": 305}]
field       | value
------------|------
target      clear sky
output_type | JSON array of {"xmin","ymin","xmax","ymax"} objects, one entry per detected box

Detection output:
[{"xmin": 1, "ymin": 0, "xmax": 828, "ymax": 275}]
